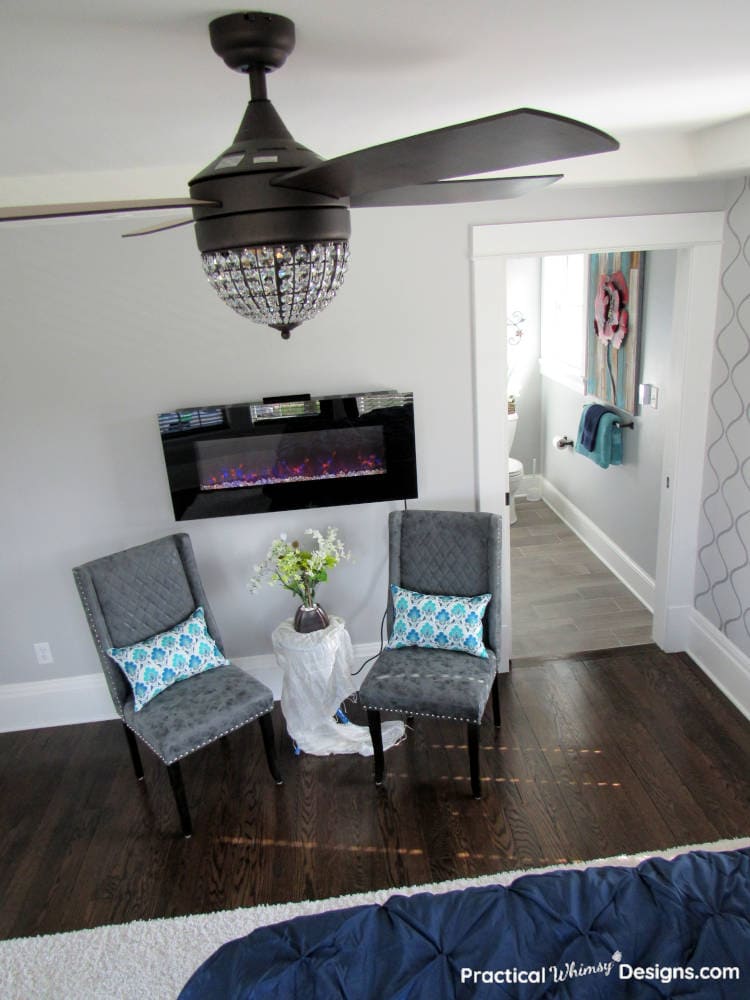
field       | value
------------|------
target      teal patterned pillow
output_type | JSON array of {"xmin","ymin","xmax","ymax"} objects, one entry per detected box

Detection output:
[
  {"xmin": 107, "ymin": 606, "xmax": 229, "ymax": 712},
  {"xmin": 387, "ymin": 585, "xmax": 491, "ymax": 658}
]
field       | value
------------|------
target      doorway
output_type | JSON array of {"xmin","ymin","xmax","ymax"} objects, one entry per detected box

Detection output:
[
  {"xmin": 471, "ymin": 213, "xmax": 725, "ymax": 672},
  {"xmin": 504, "ymin": 249, "xmax": 674, "ymax": 658}
]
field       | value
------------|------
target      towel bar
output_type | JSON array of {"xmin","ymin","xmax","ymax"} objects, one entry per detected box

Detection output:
[{"xmin": 578, "ymin": 404, "xmax": 634, "ymax": 432}]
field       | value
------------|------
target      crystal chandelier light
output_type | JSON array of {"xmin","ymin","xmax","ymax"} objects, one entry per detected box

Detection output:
[{"xmin": 201, "ymin": 240, "xmax": 350, "ymax": 340}]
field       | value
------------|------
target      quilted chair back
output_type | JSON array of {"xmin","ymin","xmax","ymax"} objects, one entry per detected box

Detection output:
[
  {"xmin": 74, "ymin": 533, "xmax": 223, "ymax": 714},
  {"xmin": 387, "ymin": 510, "xmax": 502, "ymax": 653}
]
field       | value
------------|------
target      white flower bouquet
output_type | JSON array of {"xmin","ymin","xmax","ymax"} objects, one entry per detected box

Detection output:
[{"xmin": 249, "ymin": 527, "xmax": 350, "ymax": 609}]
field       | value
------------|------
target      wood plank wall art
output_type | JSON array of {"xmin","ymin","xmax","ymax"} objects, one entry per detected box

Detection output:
[{"xmin": 586, "ymin": 250, "xmax": 646, "ymax": 415}]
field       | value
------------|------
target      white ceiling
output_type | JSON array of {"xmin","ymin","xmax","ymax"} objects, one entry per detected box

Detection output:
[{"xmin": 2, "ymin": 0, "xmax": 750, "ymax": 207}]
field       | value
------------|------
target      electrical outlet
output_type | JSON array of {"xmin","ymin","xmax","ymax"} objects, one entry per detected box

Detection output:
[{"xmin": 33, "ymin": 642, "xmax": 53, "ymax": 665}]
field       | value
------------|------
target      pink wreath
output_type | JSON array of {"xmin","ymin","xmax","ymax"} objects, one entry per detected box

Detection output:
[{"xmin": 593, "ymin": 270, "xmax": 629, "ymax": 348}]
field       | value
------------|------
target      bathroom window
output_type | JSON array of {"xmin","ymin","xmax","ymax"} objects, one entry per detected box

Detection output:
[{"xmin": 539, "ymin": 253, "xmax": 587, "ymax": 393}]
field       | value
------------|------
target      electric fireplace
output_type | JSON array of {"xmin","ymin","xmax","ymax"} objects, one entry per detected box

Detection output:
[{"xmin": 158, "ymin": 391, "xmax": 417, "ymax": 520}]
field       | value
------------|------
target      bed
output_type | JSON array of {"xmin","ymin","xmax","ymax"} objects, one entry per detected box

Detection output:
[{"xmin": 179, "ymin": 846, "xmax": 750, "ymax": 998}]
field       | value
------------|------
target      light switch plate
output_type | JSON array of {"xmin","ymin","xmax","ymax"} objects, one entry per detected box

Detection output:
[{"xmin": 639, "ymin": 383, "xmax": 659, "ymax": 408}]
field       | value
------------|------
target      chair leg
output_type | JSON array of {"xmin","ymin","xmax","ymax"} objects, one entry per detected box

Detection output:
[
  {"xmin": 367, "ymin": 710, "xmax": 385, "ymax": 786},
  {"xmin": 468, "ymin": 722, "xmax": 481, "ymax": 799},
  {"xmin": 122, "ymin": 722, "xmax": 144, "ymax": 780},
  {"xmin": 167, "ymin": 761, "xmax": 193, "ymax": 838},
  {"xmin": 259, "ymin": 714, "xmax": 283, "ymax": 785},
  {"xmin": 491, "ymin": 674, "xmax": 501, "ymax": 729}
]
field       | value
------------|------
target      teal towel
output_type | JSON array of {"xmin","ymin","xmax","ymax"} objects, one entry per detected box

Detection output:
[{"xmin": 574, "ymin": 410, "xmax": 623, "ymax": 468}]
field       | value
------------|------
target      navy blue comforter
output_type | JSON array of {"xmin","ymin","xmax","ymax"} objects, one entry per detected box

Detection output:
[{"xmin": 179, "ymin": 848, "xmax": 750, "ymax": 998}]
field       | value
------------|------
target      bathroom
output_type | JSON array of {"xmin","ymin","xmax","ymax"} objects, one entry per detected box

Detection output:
[{"xmin": 505, "ymin": 249, "xmax": 678, "ymax": 659}]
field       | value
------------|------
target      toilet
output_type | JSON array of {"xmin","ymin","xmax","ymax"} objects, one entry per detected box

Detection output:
[{"xmin": 507, "ymin": 412, "xmax": 524, "ymax": 525}]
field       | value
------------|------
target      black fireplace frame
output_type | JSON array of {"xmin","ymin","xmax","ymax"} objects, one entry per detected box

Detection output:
[{"xmin": 158, "ymin": 391, "xmax": 417, "ymax": 521}]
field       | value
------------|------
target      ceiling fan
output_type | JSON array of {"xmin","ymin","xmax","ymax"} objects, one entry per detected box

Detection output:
[{"xmin": 0, "ymin": 11, "xmax": 619, "ymax": 338}]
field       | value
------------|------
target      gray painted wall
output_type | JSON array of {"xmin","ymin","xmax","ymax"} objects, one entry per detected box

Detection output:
[
  {"xmin": 540, "ymin": 250, "xmax": 677, "ymax": 578},
  {"xmin": 695, "ymin": 176, "xmax": 750, "ymax": 657},
  {"xmin": 0, "ymin": 179, "xmax": 730, "ymax": 689}
]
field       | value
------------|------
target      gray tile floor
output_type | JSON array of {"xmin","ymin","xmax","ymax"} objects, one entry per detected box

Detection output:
[{"xmin": 511, "ymin": 497, "xmax": 653, "ymax": 659}]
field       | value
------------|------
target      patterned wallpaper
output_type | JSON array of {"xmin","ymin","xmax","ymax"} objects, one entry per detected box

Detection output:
[{"xmin": 695, "ymin": 176, "xmax": 750, "ymax": 657}]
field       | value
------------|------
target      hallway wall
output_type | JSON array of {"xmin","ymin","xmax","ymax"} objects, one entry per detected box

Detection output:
[{"xmin": 695, "ymin": 177, "xmax": 750, "ymax": 659}]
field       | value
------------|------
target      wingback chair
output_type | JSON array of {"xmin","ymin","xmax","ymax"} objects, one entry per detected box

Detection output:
[
  {"xmin": 73, "ymin": 533, "xmax": 282, "ymax": 837},
  {"xmin": 359, "ymin": 510, "xmax": 501, "ymax": 798}
]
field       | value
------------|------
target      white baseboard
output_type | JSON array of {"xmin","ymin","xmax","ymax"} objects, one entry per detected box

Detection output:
[
  {"xmin": 655, "ymin": 603, "xmax": 693, "ymax": 653},
  {"xmin": 686, "ymin": 610, "xmax": 750, "ymax": 722},
  {"xmin": 0, "ymin": 642, "xmax": 384, "ymax": 733},
  {"xmin": 0, "ymin": 674, "xmax": 119, "ymax": 733},
  {"xmin": 235, "ymin": 642, "xmax": 382, "ymax": 701},
  {"xmin": 7, "ymin": 620, "xmax": 747, "ymax": 734},
  {"xmin": 541, "ymin": 478, "xmax": 656, "ymax": 612}
]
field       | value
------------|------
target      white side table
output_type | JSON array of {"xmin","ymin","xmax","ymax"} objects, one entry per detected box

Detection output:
[{"xmin": 271, "ymin": 615, "xmax": 404, "ymax": 756}]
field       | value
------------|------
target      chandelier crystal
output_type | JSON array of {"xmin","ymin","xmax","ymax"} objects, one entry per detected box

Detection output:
[{"xmin": 201, "ymin": 240, "xmax": 350, "ymax": 339}]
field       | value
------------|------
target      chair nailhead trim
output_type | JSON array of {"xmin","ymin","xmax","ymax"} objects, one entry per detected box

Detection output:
[
  {"xmin": 126, "ymin": 708, "xmax": 273, "ymax": 765},
  {"xmin": 360, "ymin": 703, "xmax": 480, "ymax": 724}
]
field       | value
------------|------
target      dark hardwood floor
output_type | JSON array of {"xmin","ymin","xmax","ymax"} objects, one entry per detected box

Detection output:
[{"xmin": 2, "ymin": 645, "xmax": 750, "ymax": 940}]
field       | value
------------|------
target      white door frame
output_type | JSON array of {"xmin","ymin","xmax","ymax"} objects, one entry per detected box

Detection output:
[{"xmin": 470, "ymin": 212, "xmax": 725, "ymax": 671}]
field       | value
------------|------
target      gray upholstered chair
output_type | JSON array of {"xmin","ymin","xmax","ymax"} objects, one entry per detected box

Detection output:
[
  {"xmin": 359, "ymin": 510, "xmax": 501, "ymax": 798},
  {"xmin": 73, "ymin": 533, "xmax": 282, "ymax": 837}
]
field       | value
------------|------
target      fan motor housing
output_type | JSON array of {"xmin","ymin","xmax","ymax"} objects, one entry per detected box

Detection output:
[
  {"xmin": 190, "ymin": 182, "xmax": 351, "ymax": 252},
  {"xmin": 189, "ymin": 84, "xmax": 351, "ymax": 252},
  {"xmin": 189, "ymin": 149, "xmax": 351, "ymax": 252}
]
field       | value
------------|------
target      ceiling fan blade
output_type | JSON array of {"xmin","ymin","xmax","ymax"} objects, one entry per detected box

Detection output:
[
  {"xmin": 350, "ymin": 174, "xmax": 563, "ymax": 208},
  {"xmin": 274, "ymin": 108, "xmax": 618, "ymax": 200},
  {"xmin": 122, "ymin": 216, "xmax": 197, "ymax": 238},
  {"xmin": 0, "ymin": 198, "xmax": 219, "ymax": 224}
]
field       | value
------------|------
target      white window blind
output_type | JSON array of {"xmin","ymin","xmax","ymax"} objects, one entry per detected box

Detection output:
[{"xmin": 539, "ymin": 253, "xmax": 587, "ymax": 393}]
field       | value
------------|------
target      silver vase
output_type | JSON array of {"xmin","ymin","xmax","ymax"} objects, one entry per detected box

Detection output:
[{"xmin": 293, "ymin": 604, "xmax": 329, "ymax": 633}]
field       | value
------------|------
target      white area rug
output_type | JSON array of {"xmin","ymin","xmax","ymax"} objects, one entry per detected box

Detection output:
[{"xmin": 2, "ymin": 837, "xmax": 749, "ymax": 1000}]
